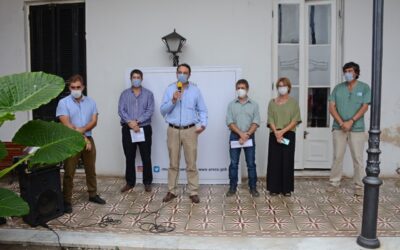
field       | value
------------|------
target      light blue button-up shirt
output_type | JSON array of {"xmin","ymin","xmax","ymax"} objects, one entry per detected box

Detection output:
[
  {"xmin": 56, "ymin": 95, "xmax": 98, "ymax": 136},
  {"xmin": 160, "ymin": 82, "xmax": 208, "ymax": 127}
]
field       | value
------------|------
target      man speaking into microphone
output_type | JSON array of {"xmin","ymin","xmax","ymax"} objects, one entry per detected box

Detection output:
[{"xmin": 160, "ymin": 63, "xmax": 208, "ymax": 203}]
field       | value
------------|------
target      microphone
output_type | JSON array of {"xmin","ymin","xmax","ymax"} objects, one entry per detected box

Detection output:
[{"xmin": 177, "ymin": 81, "xmax": 182, "ymax": 92}]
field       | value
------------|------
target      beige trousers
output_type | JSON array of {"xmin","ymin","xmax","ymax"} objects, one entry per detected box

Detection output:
[
  {"xmin": 167, "ymin": 126, "xmax": 199, "ymax": 196},
  {"xmin": 330, "ymin": 129, "xmax": 366, "ymax": 187}
]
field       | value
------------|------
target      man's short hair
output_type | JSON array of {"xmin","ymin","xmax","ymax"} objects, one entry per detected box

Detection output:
[
  {"xmin": 177, "ymin": 63, "xmax": 191, "ymax": 74},
  {"xmin": 130, "ymin": 69, "xmax": 143, "ymax": 79},
  {"xmin": 236, "ymin": 79, "xmax": 249, "ymax": 89},
  {"xmin": 68, "ymin": 74, "xmax": 85, "ymax": 86},
  {"xmin": 343, "ymin": 62, "xmax": 360, "ymax": 79}
]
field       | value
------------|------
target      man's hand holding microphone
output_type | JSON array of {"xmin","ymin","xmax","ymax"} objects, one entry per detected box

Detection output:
[{"xmin": 172, "ymin": 81, "xmax": 183, "ymax": 104}]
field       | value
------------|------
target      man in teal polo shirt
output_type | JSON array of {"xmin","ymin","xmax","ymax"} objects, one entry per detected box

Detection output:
[{"xmin": 326, "ymin": 62, "xmax": 371, "ymax": 196}]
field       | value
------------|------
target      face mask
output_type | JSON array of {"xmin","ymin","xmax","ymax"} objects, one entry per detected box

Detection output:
[
  {"xmin": 278, "ymin": 86, "xmax": 288, "ymax": 96},
  {"xmin": 236, "ymin": 89, "xmax": 247, "ymax": 98},
  {"xmin": 131, "ymin": 79, "xmax": 142, "ymax": 88},
  {"xmin": 344, "ymin": 72, "xmax": 354, "ymax": 82},
  {"xmin": 177, "ymin": 73, "xmax": 189, "ymax": 83},
  {"xmin": 71, "ymin": 90, "xmax": 82, "ymax": 99}
]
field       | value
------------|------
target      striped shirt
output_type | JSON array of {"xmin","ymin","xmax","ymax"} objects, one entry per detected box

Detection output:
[{"xmin": 118, "ymin": 87, "xmax": 155, "ymax": 126}]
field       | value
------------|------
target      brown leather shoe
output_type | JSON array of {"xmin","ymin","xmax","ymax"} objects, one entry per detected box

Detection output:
[
  {"xmin": 144, "ymin": 184, "xmax": 152, "ymax": 192},
  {"xmin": 189, "ymin": 195, "xmax": 200, "ymax": 204},
  {"xmin": 162, "ymin": 192, "xmax": 177, "ymax": 202},
  {"xmin": 120, "ymin": 184, "xmax": 133, "ymax": 193}
]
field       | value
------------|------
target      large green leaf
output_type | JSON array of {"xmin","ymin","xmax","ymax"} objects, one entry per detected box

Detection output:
[
  {"xmin": 0, "ymin": 112, "xmax": 15, "ymax": 126},
  {"xmin": 0, "ymin": 72, "xmax": 65, "ymax": 118},
  {"xmin": 0, "ymin": 141, "xmax": 6, "ymax": 161},
  {"xmin": 12, "ymin": 120, "xmax": 85, "ymax": 165},
  {"xmin": 0, "ymin": 188, "xmax": 29, "ymax": 217}
]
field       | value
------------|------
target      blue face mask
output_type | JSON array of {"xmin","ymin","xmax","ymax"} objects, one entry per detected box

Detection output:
[
  {"xmin": 344, "ymin": 72, "xmax": 354, "ymax": 82},
  {"xmin": 177, "ymin": 73, "xmax": 189, "ymax": 83},
  {"xmin": 131, "ymin": 79, "xmax": 142, "ymax": 88}
]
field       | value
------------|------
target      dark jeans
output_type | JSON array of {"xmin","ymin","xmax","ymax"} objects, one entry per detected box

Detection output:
[
  {"xmin": 228, "ymin": 132, "xmax": 257, "ymax": 190},
  {"xmin": 122, "ymin": 125, "xmax": 153, "ymax": 186}
]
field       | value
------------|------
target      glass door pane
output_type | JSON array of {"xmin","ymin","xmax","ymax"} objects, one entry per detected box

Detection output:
[
  {"xmin": 278, "ymin": 3, "xmax": 300, "ymax": 90},
  {"xmin": 278, "ymin": 4, "xmax": 299, "ymax": 43},
  {"xmin": 307, "ymin": 4, "xmax": 331, "ymax": 127},
  {"xmin": 307, "ymin": 88, "xmax": 330, "ymax": 127}
]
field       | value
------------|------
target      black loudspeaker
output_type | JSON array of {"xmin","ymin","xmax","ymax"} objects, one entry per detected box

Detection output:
[{"xmin": 18, "ymin": 165, "xmax": 64, "ymax": 227}]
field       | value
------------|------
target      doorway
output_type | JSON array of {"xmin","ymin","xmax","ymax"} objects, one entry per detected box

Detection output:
[
  {"xmin": 272, "ymin": 0, "xmax": 342, "ymax": 169},
  {"xmin": 28, "ymin": 2, "xmax": 86, "ymax": 121}
]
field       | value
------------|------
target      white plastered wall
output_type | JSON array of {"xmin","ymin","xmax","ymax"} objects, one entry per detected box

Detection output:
[
  {"xmin": 0, "ymin": 0, "xmax": 30, "ymax": 141},
  {"xmin": 85, "ymin": 0, "xmax": 272, "ymax": 177}
]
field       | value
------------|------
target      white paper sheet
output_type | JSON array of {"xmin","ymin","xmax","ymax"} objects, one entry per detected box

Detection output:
[
  {"xmin": 230, "ymin": 139, "xmax": 253, "ymax": 148},
  {"xmin": 130, "ymin": 128, "xmax": 145, "ymax": 142}
]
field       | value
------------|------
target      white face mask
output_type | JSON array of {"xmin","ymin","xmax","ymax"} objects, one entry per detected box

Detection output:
[
  {"xmin": 278, "ymin": 86, "xmax": 288, "ymax": 96},
  {"xmin": 236, "ymin": 89, "xmax": 247, "ymax": 98},
  {"xmin": 71, "ymin": 90, "xmax": 82, "ymax": 99}
]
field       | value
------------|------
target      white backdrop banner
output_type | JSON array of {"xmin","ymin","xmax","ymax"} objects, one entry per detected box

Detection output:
[{"xmin": 124, "ymin": 66, "xmax": 241, "ymax": 184}]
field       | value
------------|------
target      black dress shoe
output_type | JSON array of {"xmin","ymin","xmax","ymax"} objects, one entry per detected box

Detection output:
[
  {"xmin": 269, "ymin": 191, "xmax": 279, "ymax": 196},
  {"xmin": 189, "ymin": 195, "xmax": 200, "ymax": 204},
  {"xmin": 250, "ymin": 189, "xmax": 260, "ymax": 197},
  {"xmin": 64, "ymin": 202, "xmax": 72, "ymax": 213},
  {"xmin": 226, "ymin": 188, "xmax": 236, "ymax": 197},
  {"xmin": 144, "ymin": 184, "xmax": 152, "ymax": 192},
  {"xmin": 0, "ymin": 217, "xmax": 7, "ymax": 225},
  {"xmin": 163, "ymin": 192, "xmax": 177, "ymax": 202},
  {"xmin": 89, "ymin": 195, "xmax": 106, "ymax": 204}
]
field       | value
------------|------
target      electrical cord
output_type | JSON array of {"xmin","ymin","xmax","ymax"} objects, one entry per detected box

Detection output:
[
  {"xmin": 56, "ymin": 201, "xmax": 175, "ymax": 232},
  {"xmin": 43, "ymin": 204, "xmax": 175, "ymax": 249},
  {"xmin": 41, "ymin": 200, "xmax": 176, "ymax": 250},
  {"xmin": 40, "ymin": 223, "xmax": 62, "ymax": 249}
]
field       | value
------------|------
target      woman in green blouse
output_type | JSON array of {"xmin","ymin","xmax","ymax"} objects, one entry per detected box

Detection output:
[{"xmin": 266, "ymin": 77, "xmax": 301, "ymax": 196}]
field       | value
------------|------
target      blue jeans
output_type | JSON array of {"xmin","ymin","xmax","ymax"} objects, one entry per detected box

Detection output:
[{"xmin": 228, "ymin": 132, "xmax": 257, "ymax": 190}]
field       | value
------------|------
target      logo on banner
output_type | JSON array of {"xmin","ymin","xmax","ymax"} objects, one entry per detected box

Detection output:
[{"xmin": 153, "ymin": 166, "xmax": 160, "ymax": 173}]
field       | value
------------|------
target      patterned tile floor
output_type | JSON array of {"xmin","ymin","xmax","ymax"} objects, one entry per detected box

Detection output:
[{"xmin": 2, "ymin": 175, "xmax": 400, "ymax": 238}]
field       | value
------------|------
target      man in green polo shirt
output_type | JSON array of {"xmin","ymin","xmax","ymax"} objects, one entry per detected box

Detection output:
[
  {"xmin": 326, "ymin": 62, "xmax": 371, "ymax": 196},
  {"xmin": 226, "ymin": 79, "xmax": 260, "ymax": 197}
]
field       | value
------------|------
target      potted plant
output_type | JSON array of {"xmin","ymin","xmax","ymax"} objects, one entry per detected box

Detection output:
[{"xmin": 0, "ymin": 72, "xmax": 85, "ymax": 219}]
